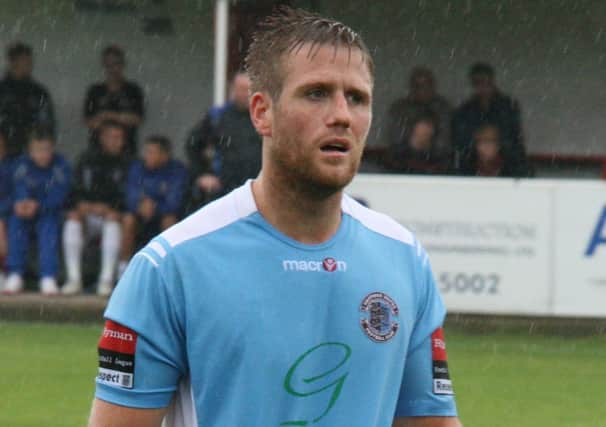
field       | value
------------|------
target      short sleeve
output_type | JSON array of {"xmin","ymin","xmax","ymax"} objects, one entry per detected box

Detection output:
[
  {"xmin": 394, "ymin": 248, "xmax": 458, "ymax": 417},
  {"xmin": 95, "ymin": 251, "xmax": 187, "ymax": 409},
  {"xmin": 83, "ymin": 86, "xmax": 98, "ymax": 119},
  {"xmin": 130, "ymin": 83, "xmax": 145, "ymax": 117}
]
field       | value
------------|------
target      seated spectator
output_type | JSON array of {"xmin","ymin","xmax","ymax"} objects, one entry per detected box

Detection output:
[
  {"xmin": 384, "ymin": 113, "xmax": 450, "ymax": 175},
  {"xmin": 0, "ymin": 132, "xmax": 11, "ymax": 289},
  {"xmin": 120, "ymin": 136, "xmax": 187, "ymax": 276},
  {"xmin": 0, "ymin": 42, "xmax": 55, "ymax": 159},
  {"xmin": 3, "ymin": 127, "xmax": 71, "ymax": 295},
  {"xmin": 385, "ymin": 66, "xmax": 452, "ymax": 162},
  {"xmin": 459, "ymin": 123, "xmax": 527, "ymax": 178},
  {"xmin": 84, "ymin": 45, "xmax": 144, "ymax": 156},
  {"xmin": 62, "ymin": 121, "xmax": 132, "ymax": 296},
  {"xmin": 452, "ymin": 62, "xmax": 531, "ymax": 176},
  {"xmin": 185, "ymin": 71, "xmax": 261, "ymax": 212}
]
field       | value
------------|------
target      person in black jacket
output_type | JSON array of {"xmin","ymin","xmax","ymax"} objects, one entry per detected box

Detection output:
[
  {"xmin": 452, "ymin": 63, "xmax": 531, "ymax": 176},
  {"xmin": 383, "ymin": 112, "xmax": 451, "ymax": 175},
  {"xmin": 62, "ymin": 121, "xmax": 132, "ymax": 296},
  {"xmin": 185, "ymin": 72, "xmax": 261, "ymax": 212},
  {"xmin": 0, "ymin": 42, "xmax": 55, "ymax": 158},
  {"xmin": 83, "ymin": 45, "xmax": 144, "ymax": 155},
  {"xmin": 385, "ymin": 67, "xmax": 453, "ymax": 163}
]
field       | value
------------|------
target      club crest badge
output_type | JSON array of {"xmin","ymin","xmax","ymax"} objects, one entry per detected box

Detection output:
[{"xmin": 360, "ymin": 292, "xmax": 399, "ymax": 342}]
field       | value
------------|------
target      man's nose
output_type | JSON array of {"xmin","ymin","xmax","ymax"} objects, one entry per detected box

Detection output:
[{"xmin": 327, "ymin": 93, "xmax": 352, "ymax": 128}]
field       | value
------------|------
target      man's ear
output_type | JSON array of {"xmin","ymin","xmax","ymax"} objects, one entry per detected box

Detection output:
[{"xmin": 249, "ymin": 92, "xmax": 272, "ymax": 138}]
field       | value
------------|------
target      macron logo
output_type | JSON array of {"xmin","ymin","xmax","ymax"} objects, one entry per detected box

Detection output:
[{"xmin": 283, "ymin": 257, "xmax": 347, "ymax": 273}]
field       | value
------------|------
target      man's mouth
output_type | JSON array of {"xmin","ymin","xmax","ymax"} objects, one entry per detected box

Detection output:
[{"xmin": 320, "ymin": 139, "xmax": 351, "ymax": 153}]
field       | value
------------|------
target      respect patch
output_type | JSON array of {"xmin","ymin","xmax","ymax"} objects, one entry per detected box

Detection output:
[
  {"xmin": 97, "ymin": 320, "xmax": 137, "ymax": 389},
  {"xmin": 431, "ymin": 327, "xmax": 454, "ymax": 395}
]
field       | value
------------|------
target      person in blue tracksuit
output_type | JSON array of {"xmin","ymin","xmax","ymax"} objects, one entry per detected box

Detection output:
[
  {"xmin": 3, "ymin": 127, "xmax": 71, "ymax": 295},
  {"xmin": 119, "ymin": 135, "xmax": 187, "ymax": 278}
]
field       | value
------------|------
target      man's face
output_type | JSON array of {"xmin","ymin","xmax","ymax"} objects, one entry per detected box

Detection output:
[
  {"xmin": 231, "ymin": 74, "xmax": 251, "ymax": 111},
  {"xmin": 472, "ymin": 74, "xmax": 496, "ymax": 101},
  {"xmin": 103, "ymin": 54, "xmax": 125, "ymax": 82},
  {"xmin": 475, "ymin": 126, "xmax": 500, "ymax": 162},
  {"xmin": 409, "ymin": 120, "xmax": 435, "ymax": 152},
  {"xmin": 257, "ymin": 43, "xmax": 373, "ymax": 195},
  {"xmin": 143, "ymin": 143, "xmax": 169, "ymax": 170},
  {"xmin": 9, "ymin": 54, "xmax": 33, "ymax": 80},
  {"xmin": 28, "ymin": 139, "xmax": 54, "ymax": 168},
  {"xmin": 411, "ymin": 75, "xmax": 434, "ymax": 103},
  {"xmin": 100, "ymin": 127, "xmax": 126, "ymax": 156}
]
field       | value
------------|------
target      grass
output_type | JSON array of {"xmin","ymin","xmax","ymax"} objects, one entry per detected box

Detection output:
[
  {"xmin": 0, "ymin": 322, "xmax": 100, "ymax": 427},
  {"xmin": 0, "ymin": 322, "xmax": 605, "ymax": 427}
]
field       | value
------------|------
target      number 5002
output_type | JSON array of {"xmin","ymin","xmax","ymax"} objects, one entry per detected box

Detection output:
[{"xmin": 438, "ymin": 272, "xmax": 500, "ymax": 295}]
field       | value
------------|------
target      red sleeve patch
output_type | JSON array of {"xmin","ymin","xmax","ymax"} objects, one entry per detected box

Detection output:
[
  {"xmin": 431, "ymin": 327, "xmax": 448, "ymax": 362},
  {"xmin": 431, "ymin": 327, "xmax": 454, "ymax": 395},
  {"xmin": 98, "ymin": 320, "xmax": 138, "ymax": 354},
  {"xmin": 97, "ymin": 320, "xmax": 138, "ymax": 389}
]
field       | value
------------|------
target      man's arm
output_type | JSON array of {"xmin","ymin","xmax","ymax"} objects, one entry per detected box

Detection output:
[
  {"xmin": 89, "ymin": 398, "xmax": 166, "ymax": 427},
  {"xmin": 393, "ymin": 416, "xmax": 462, "ymax": 427}
]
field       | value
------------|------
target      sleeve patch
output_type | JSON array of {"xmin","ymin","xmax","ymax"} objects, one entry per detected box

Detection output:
[
  {"xmin": 97, "ymin": 320, "xmax": 138, "ymax": 389},
  {"xmin": 431, "ymin": 328, "xmax": 454, "ymax": 395}
]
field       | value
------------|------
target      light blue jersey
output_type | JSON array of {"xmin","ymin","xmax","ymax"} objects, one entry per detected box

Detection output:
[{"xmin": 95, "ymin": 182, "xmax": 457, "ymax": 426}]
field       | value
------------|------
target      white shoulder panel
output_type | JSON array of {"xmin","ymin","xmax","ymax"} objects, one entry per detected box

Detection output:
[
  {"xmin": 161, "ymin": 182, "xmax": 257, "ymax": 248},
  {"xmin": 161, "ymin": 377, "xmax": 198, "ymax": 427},
  {"xmin": 342, "ymin": 194, "xmax": 415, "ymax": 246}
]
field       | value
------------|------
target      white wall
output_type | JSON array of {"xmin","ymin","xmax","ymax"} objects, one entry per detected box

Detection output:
[{"xmin": 0, "ymin": 0, "xmax": 214, "ymax": 159}]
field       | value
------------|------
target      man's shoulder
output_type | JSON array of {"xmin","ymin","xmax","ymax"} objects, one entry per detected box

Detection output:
[
  {"xmin": 52, "ymin": 153, "xmax": 69, "ymax": 166},
  {"xmin": 32, "ymin": 79, "xmax": 51, "ymax": 96},
  {"xmin": 494, "ymin": 92, "xmax": 519, "ymax": 109},
  {"xmin": 342, "ymin": 194, "xmax": 415, "ymax": 248},
  {"xmin": 85, "ymin": 82, "xmax": 106, "ymax": 95},
  {"xmin": 168, "ymin": 158, "xmax": 186, "ymax": 172},
  {"xmin": 123, "ymin": 80, "xmax": 143, "ymax": 95},
  {"xmin": 158, "ymin": 185, "xmax": 256, "ymax": 251}
]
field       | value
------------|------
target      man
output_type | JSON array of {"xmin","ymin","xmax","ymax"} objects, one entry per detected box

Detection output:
[
  {"xmin": 0, "ymin": 42, "xmax": 55, "ymax": 158},
  {"xmin": 90, "ymin": 7, "xmax": 461, "ymax": 427},
  {"xmin": 385, "ymin": 67, "xmax": 452, "ymax": 163},
  {"xmin": 84, "ymin": 45, "xmax": 145, "ymax": 155},
  {"xmin": 119, "ymin": 135, "xmax": 187, "ymax": 277},
  {"xmin": 62, "ymin": 121, "xmax": 132, "ymax": 296},
  {"xmin": 185, "ymin": 71, "xmax": 261, "ymax": 211},
  {"xmin": 3, "ymin": 127, "xmax": 71, "ymax": 295},
  {"xmin": 452, "ymin": 62, "xmax": 530, "ymax": 176}
]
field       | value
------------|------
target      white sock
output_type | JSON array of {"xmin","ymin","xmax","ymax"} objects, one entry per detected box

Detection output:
[
  {"xmin": 63, "ymin": 219, "xmax": 83, "ymax": 283},
  {"xmin": 99, "ymin": 220, "xmax": 121, "ymax": 283}
]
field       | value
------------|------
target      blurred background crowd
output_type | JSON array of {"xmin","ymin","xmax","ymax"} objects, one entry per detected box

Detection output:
[{"xmin": 0, "ymin": 0, "xmax": 605, "ymax": 296}]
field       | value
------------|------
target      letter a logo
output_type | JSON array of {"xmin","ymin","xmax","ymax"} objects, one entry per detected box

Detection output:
[{"xmin": 585, "ymin": 206, "xmax": 606, "ymax": 257}]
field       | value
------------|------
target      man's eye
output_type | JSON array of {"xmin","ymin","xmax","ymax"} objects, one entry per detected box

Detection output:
[
  {"xmin": 306, "ymin": 88, "xmax": 327, "ymax": 99},
  {"xmin": 347, "ymin": 92, "xmax": 366, "ymax": 105}
]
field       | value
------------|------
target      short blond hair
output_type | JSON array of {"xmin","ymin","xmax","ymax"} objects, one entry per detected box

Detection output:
[{"xmin": 245, "ymin": 6, "xmax": 374, "ymax": 99}]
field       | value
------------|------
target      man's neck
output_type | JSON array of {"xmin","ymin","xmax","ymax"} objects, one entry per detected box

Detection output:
[{"xmin": 251, "ymin": 175, "xmax": 343, "ymax": 245}]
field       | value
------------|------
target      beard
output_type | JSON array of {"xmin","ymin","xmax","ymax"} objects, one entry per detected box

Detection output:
[{"xmin": 267, "ymin": 129, "xmax": 363, "ymax": 200}]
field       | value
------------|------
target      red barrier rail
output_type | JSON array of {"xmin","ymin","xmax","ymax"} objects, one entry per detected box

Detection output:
[
  {"xmin": 363, "ymin": 146, "xmax": 606, "ymax": 179},
  {"xmin": 528, "ymin": 153, "xmax": 606, "ymax": 179}
]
